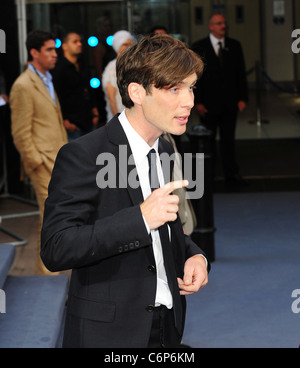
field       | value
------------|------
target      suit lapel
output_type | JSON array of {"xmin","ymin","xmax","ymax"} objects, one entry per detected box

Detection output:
[
  {"xmin": 105, "ymin": 117, "xmax": 176, "ymax": 212},
  {"xmin": 106, "ymin": 116, "xmax": 144, "ymax": 206},
  {"xmin": 205, "ymin": 37, "xmax": 218, "ymax": 64},
  {"xmin": 27, "ymin": 68, "xmax": 57, "ymax": 108},
  {"xmin": 158, "ymin": 136, "xmax": 175, "ymax": 185}
]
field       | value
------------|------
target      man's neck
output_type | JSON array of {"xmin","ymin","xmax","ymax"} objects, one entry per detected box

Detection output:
[
  {"xmin": 125, "ymin": 108, "xmax": 161, "ymax": 148},
  {"xmin": 31, "ymin": 61, "xmax": 47, "ymax": 75},
  {"xmin": 211, "ymin": 32, "xmax": 224, "ymax": 41},
  {"xmin": 64, "ymin": 53, "xmax": 79, "ymax": 69}
]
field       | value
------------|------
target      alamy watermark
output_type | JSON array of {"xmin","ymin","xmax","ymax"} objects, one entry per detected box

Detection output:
[
  {"xmin": 0, "ymin": 289, "xmax": 6, "ymax": 313},
  {"xmin": 291, "ymin": 289, "xmax": 300, "ymax": 314},
  {"xmin": 291, "ymin": 29, "xmax": 300, "ymax": 54},
  {"xmin": 0, "ymin": 29, "xmax": 6, "ymax": 54},
  {"xmin": 95, "ymin": 146, "xmax": 204, "ymax": 200},
  {"xmin": 0, "ymin": 27, "xmax": 299, "ymax": 55}
]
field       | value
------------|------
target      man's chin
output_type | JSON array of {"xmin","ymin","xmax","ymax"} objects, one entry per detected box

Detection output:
[{"xmin": 174, "ymin": 125, "xmax": 187, "ymax": 136}]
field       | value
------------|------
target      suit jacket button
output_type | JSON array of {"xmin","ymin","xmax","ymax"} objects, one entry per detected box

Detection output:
[
  {"xmin": 148, "ymin": 265, "xmax": 155, "ymax": 272},
  {"xmin": 124, "ymin": 244, "xmax": 129, "ymax": 251},
  {"xmin": 118, "ymin": 246, "xmax": 123, "ymax": 253},
  {"xmin": 135, "ymin": 241, "xmax": 139, "ymax": 248},
  {"xmin": 146, "ymin": 305, "xmax": 155, "ymax": 312}
]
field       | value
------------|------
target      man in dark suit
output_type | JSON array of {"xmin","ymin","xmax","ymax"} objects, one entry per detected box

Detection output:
[
  {"xmin": 191, "ymin": 13, "xmax": 248, "ymax": 185},
  {"xmin": 41, "ymin": 34, "xmax": 210, "ymax": 348}
]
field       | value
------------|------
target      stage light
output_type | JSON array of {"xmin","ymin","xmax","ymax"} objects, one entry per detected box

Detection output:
[
  {"xmin": 106, "ymin": 35, "xmax": 113, "ymax": 46},
  {"xmin": 88, "ymin": 36, "xmax": 99, "ymax": 47},
  {"xmin": 90, "ymin": 78, "xmax": 101, "ymax": 88},
  {"xmin": 55, "ymin": 38, "xmax": 62, "ymax": 48}
]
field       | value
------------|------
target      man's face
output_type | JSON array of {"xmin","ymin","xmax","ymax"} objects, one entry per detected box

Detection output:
[
  {"xmin": 209, "ymin": 15, "xmax": 227, "ymax": 39},
  {"xmin": 63, "ymin": 33, "xmax": 83, "ymax": 56},
  {"xmin": 33, "ymin": 39, "xmax": 57, "ymax": 72},
  {"xmin": 140, "ymin": 73, "xmax": 197, "ymax": 139}
]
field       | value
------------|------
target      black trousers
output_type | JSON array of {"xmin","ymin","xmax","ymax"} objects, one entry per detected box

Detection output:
[
  {"xmin": 202, "ymin": 109, "xmax": 239, "ymax": 180},
  {"xmin": 147, "ymin": 306, "xmax": 181, "ymax": 348}
]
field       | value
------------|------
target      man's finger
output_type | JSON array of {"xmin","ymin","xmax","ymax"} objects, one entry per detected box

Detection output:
[
  {"xmin": 183, "ymin": 272, "xmax": 193, "ymax": 286},
  {"xmin": 161, "ymin": 180, "xmax": 189, "ymax": 195},
  {"xmin": 177, "ymin": 278, "xmax": 196, "ymax": 295}
]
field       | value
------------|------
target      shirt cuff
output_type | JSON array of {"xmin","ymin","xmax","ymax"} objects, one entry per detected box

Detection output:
[{"xmin": 142, "ymin": 214, "xmax": 150, "ymax": 234}]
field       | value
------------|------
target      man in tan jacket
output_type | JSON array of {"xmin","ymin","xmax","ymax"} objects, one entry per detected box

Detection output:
[{"xmin": 10, "ymin": 30, "xmax": 67, "ymax": 275}]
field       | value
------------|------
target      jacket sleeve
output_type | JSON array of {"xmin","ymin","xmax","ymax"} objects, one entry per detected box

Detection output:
[
  {"xmin": 235, "ymin": 41, "xmax": 249, "ymax": 103},
  {"xmin": 10, "ymin": 82, "xmax": 43, "ymax": 171},
  {"xmin": 40, "ymin": 141, "xmax": 151, "ymax": 272},
  {"xmin": 184, "ymin": 234, "xmax": 211, "ymax": 272}
]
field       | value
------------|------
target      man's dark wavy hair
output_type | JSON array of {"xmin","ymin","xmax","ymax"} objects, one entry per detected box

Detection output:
[
  {"xmin": 26, "ymin": 29, "xmax": 56, "ymax": 61},
  {"xmin": 117, "ymin": 33, "xmax": 204, "ymax": 108}
]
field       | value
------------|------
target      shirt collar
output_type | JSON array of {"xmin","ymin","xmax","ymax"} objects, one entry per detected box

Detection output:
[
  {"xmin": 209, "ymin": 33, "xmax": 225, "ymax": 47},
  {"xmin": 118, "ymin": 110, "xmax": 159, "ymax": 166},
  {"xmin": 28, "ymin": 63, "xmax": 53, "ymax": 82}
]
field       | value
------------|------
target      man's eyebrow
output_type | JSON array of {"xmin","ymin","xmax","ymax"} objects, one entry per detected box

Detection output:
[
  {"xmin": 182, "ymin": 79, "xmax": 198, "ymax": 86},
  {"xmin": 163, "ymin": 78, "xmax": 197, "ymax": 89}
]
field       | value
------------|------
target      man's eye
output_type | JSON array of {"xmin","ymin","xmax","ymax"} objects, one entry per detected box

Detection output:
[{"xmin": 170, "ymin": 87, "xmax": 178, "ymax": 93}]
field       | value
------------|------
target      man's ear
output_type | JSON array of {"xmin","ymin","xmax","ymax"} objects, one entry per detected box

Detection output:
[
  {"xmin": 127, "ymin": 82, "xmax": 145, "ymax": 106},
  {"xmin": 30, "ymin": 48, "xmax": 39, "ymax": 60},
  {"xmin": 61, "ymin": 42, "xmax": 67, "ymax": 52}
]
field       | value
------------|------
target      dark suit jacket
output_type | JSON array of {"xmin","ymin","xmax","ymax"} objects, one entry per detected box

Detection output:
[
  {"xmin": 41, "ymin": 115, "xmax": 209, "ymax": 348},
  {"xmin": 191, "ymin": 36, "xmax": 248, "ymax": 114}
]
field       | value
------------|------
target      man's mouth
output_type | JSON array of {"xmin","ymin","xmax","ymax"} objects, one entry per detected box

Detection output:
[{"xmin": 175, "ymin": 116, "xmax": 189, "ymax": 124}]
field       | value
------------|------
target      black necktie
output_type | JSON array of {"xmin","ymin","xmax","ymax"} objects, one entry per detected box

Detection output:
[
  {"xmin": 218, "ymin": 41, "xmax": 224, "ymax": 67},
  {"xmin": 146, "ymin": 149, "xmax": 183, "ymax": 332},
  {"xmin": 147, "ymin": 149, "xmax": 160, "ymax": 192}
]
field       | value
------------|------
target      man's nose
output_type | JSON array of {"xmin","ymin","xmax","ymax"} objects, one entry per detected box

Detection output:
[{"xmin": 183, "ymin": 91, "xmax": 194, "ymax": 109}]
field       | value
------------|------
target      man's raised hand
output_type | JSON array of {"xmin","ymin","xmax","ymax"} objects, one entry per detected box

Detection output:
[{"xmin": 140, "ymin": 180, "xmax": 189, "ymax": 230}]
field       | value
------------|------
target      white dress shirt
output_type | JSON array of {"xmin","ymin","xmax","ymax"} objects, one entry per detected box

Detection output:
[
  {"xmin": 209, "ymin": 33, "xmax": 225, "ymax": 56},
  {"xmin": 118, "ymin": 110, "xmax": 173, "ymax": 308}
]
